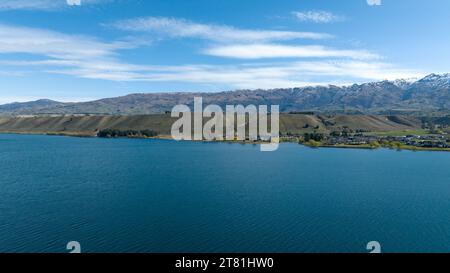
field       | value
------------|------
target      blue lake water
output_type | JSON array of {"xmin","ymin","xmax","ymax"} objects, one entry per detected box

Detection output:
[{"xmin": 1, "ymin": 134, "xmax": 450, "ymax": 253}]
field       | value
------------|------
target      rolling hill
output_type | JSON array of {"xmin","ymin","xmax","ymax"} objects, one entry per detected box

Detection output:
[{"xmin": 0, "ymin": 114, "xmax": 424, "ymax": 137}]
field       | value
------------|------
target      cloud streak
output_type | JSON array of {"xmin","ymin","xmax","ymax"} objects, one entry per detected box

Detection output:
[
  {"xmin": 52, "ymin": 61, "xmax": 422, "ymax": 89},
  {"xmin": 204, "ymin": 44, "xmax": 379, "ymax": 60},
  {"xmin": 0, "ymin": 24, "xmax": 133, "ymax": 59},
  {"xmin": 112, "ymin": 17, "xmax": 333, "ymax": 42},
  {"xmin": 292, "ymin": 11, "xmax": 344, "ymax": 23},
  {"xmin": 0, "ymin": 0, "xmax": 109, "ymax": 10},
  {"xmin": 0, "ymin": 24, "xmax": 145, "ymax": 82}
]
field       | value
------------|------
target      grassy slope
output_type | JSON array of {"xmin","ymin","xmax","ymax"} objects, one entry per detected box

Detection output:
[{"xmin": 0, "ymin": 114, "xmax": 422, "ymax": 136}]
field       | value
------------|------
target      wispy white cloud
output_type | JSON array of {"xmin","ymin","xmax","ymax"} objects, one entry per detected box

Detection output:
[
  {"xmin": 367, "ymin": 0, "xmax": 382, "ymax": 6},
  {"xmin": 111, "ymin": 17, "xmax": 333, "ymax": 42},
  {"xmin": 292, "ymin": 11, "xmax": 345, "ymax": 23},
  {"xmin": 0, "ymin": 0, "xmax": 59, "ymax": 10},
  {"xmin": 0, "ymin": 23, "xmax": 144, "ymax": 81},
  {"xmin": 0, "ymin": 0, "xmax": 109, "ymax": 11},
  {"xmin": 2, "ymin": 57, "xmax": 424, "ymax": 90},
  {"xmin": 0, "ymin": 24, "xmax": 422, "ymax": 90},
  {"xmin": 204, "ymin": 44, "xmax": 379, "ymax": 60},
  {"xmin": 0, "ymin": 24, "xmax": 136, "ymax": 60},
  {"xmin": 40, "ymin": 60, "xmax": 423, "ymax": 90}
]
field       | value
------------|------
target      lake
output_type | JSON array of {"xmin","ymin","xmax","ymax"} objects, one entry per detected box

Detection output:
[{"xmin": 1, "ymin": 134, "xmax": 450, "ymax": 253}]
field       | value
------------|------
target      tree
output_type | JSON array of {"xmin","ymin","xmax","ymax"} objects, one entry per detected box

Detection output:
[{"xmin": 97, "ymin": 128, "xmax": 158, "ymax": 138}]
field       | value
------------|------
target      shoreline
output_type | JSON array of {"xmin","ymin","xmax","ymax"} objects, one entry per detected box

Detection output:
[
  {"xmin": 1, "ymin": 130, "xmax": 450, "ymax": 152},
  {"xmin": 318, "ymin": 144, "xmax": 450, "ymax": 152}
]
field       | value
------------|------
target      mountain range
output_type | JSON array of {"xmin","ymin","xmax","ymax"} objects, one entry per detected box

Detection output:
[{"xmin": 2, "ymin": 73, "xmax": 450, "ymax": 116}]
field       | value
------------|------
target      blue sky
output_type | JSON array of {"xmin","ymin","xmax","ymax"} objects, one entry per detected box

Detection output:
[{"xmin": 0, "ymin": 0, "xmax": 449, "ymax": 103}]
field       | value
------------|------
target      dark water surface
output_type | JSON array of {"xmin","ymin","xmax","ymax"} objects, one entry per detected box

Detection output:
[{"xmin": 1, "ymin": 134, "xmax": 450, "ymax": 253}]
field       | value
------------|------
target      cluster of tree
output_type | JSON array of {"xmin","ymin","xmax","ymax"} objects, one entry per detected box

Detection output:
[
  {"xmin": 283, "ymin": 132, "xmax": 300, "ymax": 137},
  {"xmin": 303, "ymin": 132, "xmax": 324, "ymax": 142},
  {"xmin": 97, "ymin": 129, "xmax": 158, "ymax": 138},
  {"xmin": 369, "ymin": 141, "xmax": 381, "ymax": 149},
  {"xmin": 379, "ymin": 140, "xmax": 403, "ymax": 149},
  {"xmin": 302, "ymin": 123, "xmax": 320, "ymax": 129},
  {"xmin": 330, "ymin": 131, "xmax": 342, "ymax": 137},
  {"xmin": 305, "ymin": 139, "xmax": 321, "ymax": 147}
]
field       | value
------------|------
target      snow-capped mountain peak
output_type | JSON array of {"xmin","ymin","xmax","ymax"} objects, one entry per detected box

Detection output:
[
  {"xmin": 417, "ymin": 73, "xmax": 450, "ymax": 87},
  {"xmin": 391, "ymin": 78, "xmax": 419, "ymax": 89}
]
